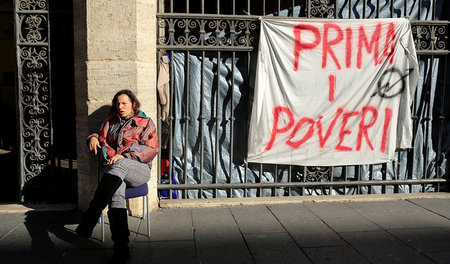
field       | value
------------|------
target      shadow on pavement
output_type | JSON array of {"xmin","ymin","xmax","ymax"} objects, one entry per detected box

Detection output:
[{"xmin": 0, "ymin": 210, "xmax": 104, "ymax": 264}]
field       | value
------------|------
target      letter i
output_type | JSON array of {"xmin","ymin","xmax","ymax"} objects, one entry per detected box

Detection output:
[
  {"xmin": 381, "ymin": 108, "xmax": 392, "ymax": 153},
  {"xmin": 328, "ymin": 74, "xmax": 336, "ymax": 102},
  {"xmin": 345, "ymin": 27, "xmax": 352, "ymax": 68}
]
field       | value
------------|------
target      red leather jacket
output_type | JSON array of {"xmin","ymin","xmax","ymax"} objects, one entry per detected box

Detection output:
[{"xmin": 88, "ymin": 111, "xmax": 159, "ymax": 168}]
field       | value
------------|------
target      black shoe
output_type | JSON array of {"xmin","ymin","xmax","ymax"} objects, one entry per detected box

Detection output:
[
  {"xmin": 108, "ymin": 208, "xmax": 130, "ymax": 263},
  {"xmin": 110, "ymin": 245, "xmax": 130, "ymax": 264},
  {"xmin": 75, "ymin": 173, "xmax": 123, "ymax": 238}
]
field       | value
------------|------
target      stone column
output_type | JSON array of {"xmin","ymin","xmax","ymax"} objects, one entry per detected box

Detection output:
[{"xmin": 74, "ymin": 0, "xmax": 158, "ymax": 214}]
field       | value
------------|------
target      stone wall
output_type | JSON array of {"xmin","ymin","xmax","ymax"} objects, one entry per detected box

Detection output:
[{"xmin": 74, "ymin": 0, "xmax": 158, "ymax": 214}]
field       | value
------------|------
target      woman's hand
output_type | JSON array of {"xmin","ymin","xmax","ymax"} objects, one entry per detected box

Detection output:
[
  {"xmin": 108, "ymin": 154, "xmax": 124, "ymax": 165},
  {"xmin": 89, "ymin": 137, "xmax": 101, "ymax": 154}
]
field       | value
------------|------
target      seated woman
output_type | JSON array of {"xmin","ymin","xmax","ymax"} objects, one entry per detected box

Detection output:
[{"xmin": 76, "ymin": 89, "xmax": 159, "ymax": 263}]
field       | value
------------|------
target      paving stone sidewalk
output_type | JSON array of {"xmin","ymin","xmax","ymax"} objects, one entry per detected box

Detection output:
[{"xmin": 0, "ymin": 196, "xmax": 449, "ymax": 264}]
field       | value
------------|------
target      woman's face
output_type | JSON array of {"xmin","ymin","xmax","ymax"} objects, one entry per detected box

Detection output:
[{"xmin": 116, "ymin": 94, "xmax": 135, "ymax": 118}]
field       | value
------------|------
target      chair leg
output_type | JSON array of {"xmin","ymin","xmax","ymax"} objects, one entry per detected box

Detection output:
[
  {"xmin": 146, "ymin": 194, "xmax": 150, "ymax": 237},
  {"xmin": 142, "ymin": 196, "xmax": 145, "ymax": 219},
  {"xmin": 101, "ymin": 210, "xmax": 105, "ymax": 242}
]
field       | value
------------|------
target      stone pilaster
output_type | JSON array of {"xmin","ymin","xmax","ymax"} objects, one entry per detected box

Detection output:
[{"xmin": 74, "ymin": 0, "xmax": 158, "ymax": 214}]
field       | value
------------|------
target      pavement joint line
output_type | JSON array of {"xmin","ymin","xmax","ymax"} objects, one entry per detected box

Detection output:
[
  {"xmin": 345, "ymin": 199, "xmax": 449, "ymax": 263},
  {"xmin": 265, "ymin": 204, "xmax": 315, "ymax": 263},
  {"xmin": 0, "ymin": 222, "xmax": 21, "ymax": 242},
  {"xmin": 229, "ymin": 206, "xmax": 259, "ymax": 264},
  {"xmin": 305, "ymin": 201, "xmax": 380, "ymax": 264},
  {"xmin": 406, "ymin": 198, "xmax": 450, "ymax": 221}
]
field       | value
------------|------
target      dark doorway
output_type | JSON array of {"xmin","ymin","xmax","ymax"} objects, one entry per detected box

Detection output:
[{"xmin": 0, "ymin": 0, "xmax": 19, "ymax": 202}]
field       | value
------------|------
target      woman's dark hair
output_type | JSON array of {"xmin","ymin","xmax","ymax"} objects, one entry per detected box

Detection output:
[{"xmin": 110, "ymin": 89, "xmax": 141, "ymax": 115}]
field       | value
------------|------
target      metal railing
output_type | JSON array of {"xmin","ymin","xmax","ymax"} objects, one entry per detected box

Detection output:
[{"xmin": 156, "ymin": 0, "xmax": 449, "ymax": 199}]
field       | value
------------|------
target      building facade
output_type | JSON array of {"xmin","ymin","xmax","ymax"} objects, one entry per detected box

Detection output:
[{"xmin": 1, "ymin": 0, "xmax": 448, "ymax": 210}]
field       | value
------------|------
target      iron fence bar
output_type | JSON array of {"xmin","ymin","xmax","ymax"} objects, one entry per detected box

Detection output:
[
  {"xmin": 410, "ymin": 20, "xmax": 449, "ymax": 25},
  {"xmin": 274, "ymin": 164, "xmax": 278, "ymax": 196},
  {"xmin": 157, "ymin": 49, "xmax": 162, "ymax": 186},
  {"xmin": 376, "ymin": 0, "xmax": 380, "ymax": 18},
  {"xmin": 229, "ymin": 51, "xmax": 236, "ymax": 197},
  {"xmin": 170, "ymin": 0, "xmax": 173, "ymax": 13},
  {"xmin": 15, "ymin": 10, "xmax": 48, "ymax": 14},
  {"xmin": 156, "ymin": 13, "xmax": 450, "ymax": 23},
  {"xmin": 302, "ymin": 166, "xmax": 306, "ymax": 195},
  {"xmin": 357, "ymin": 165, "xmax": 361, "ymax": 194},
  {"xmin": 404, "ymin": 0, "xmax": 407, "ymax": 17},
  {"xmin": 244, "ymin": 161, "xmax": 248, "ymax": 197},
  {"xmin": 390, "ymin": 0, "xmax": 394, "ymax": 18},
  {"xmin": 214, "ymin": 50, "xmax": 221, "ymax": 198},
  {"xmin": 292, "ymin": 0, "xmax": 294, "ymax": 17},
  {"xmin": 202, "ymin": 0, "xmax": 204, "ymax": 14},
  {"xmin": 330, "ymin": 166, "xmax": 334, "ymax": 194},
  {"xmin": 233, "ymin": 0, "xmax": 235, "ymax": 15},
  {"xmin": 156, "ymin": 13, "xmax": 259, "ymax": 19},
  {"xmin": 423, "ymin": 55, "xmax": 433, "ymax": 183},
  {"xmin": 157, "ymin": 178, "xmax": 446, "ymax": 190},
  {"xmin": 424, "ymin": 56, "xmax": 437, "ymax": 182},
  {"xmin": 168, "ymin": 50, "xmax": 175, "ymax": 199},
  {"xmin": 343, "ymin": 166, "xmax": 347, "ymax": 194},
  {"xmin": 157, "ymin": 46, "xmax": 254, "ymax": 51},
  {"xmin": 200, "ymin": 51, "xmax": 206, "ymax": 198},
  {"xmin": 418, "ymin": 0, "xmax": 422, "ymax": 19},
  {"xmin": 307, "ymin": 0, "xmax": 310, "ymax": 18},
  {"xmin": 259, "ymin": 163, "xmax": 263, "ymax": 197},
  {"xmin": 382, "ymin": 163, "xmax": 386, "ymax": 193},
  {"xmin": 263, "ymin": 0, "xmax": 266, "ymax": 15},
  {"xmin": 416, "ymin": 50, "xmax": 450, "ymax": 56},
  {"xmin": 436, "ymin": 57, "xmax": 447, "ymax": 179},
  {"xmin": 349, "ymin": 0, "xmax": 352, "ymax": 19},
  {"xmin": 278, "ymin": 0, "xmax": 280, "ymax": 16},
  {"xmin": 15, "ymin": 42, "xmax": 49, "ymax": 46},
  {"xmin": 244, "ymin": 48, "xmax": 251, "ymax": 198},
  {"xmin": 432, "ymin": 0, "xmax": 436, "ymax": 20},
  {"xmin": 288, "ymin": 165, "xmax": 292, "ymax": 196},
  {"xmin": 183, "ymin": 51, "xmax": 191, "ymax": 198},
  {"xmin": 363, "ymin": 0, "xmax": 366, "ymax": 18},
  {"xmin": 217, "ymin": 0, "xmax": 220, "ymax": 14},
  {"xmin": 409, "ymin": 53, "xmax": 420, "ymax": 183},
  {"xmin": 334, "ymin": 0, "xmax": 338, "ymax": 19},
  {"xmin": 157, "ymin": 45, "xmax": 449, "ymax": 54}
]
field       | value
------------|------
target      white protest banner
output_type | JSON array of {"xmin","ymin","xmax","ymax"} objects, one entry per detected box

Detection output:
[{"xmin": 247, "ymin": 18, "xmax": 418, "ymax": 166}]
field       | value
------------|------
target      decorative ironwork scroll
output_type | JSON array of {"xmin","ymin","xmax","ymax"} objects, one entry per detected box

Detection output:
[
  {"xmin": 309, "ymin": 0, "xmax": 335, "ymax": 18},
  {"xmin": 305, "ymin": 167, "xmax": 331, "ymax": 182},
  {"xmin": 411, "ymin": 21, "xmax": 449, "ymax": 55},
  {"xmin": 15, "ymin": 0, "xmax": 52, "ymax": 184},
  {"xmin": 157, "ymin": 14, "xmax": 258, "ymax": 51}
]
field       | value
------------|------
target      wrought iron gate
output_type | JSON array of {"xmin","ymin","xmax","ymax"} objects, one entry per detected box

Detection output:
[
  {"xmin": 157, "ymin": 0, "xmax": 449, "ymax": 199},
  {"xmin": 14, "ymin": 0, "xmax": 77, "ymax": 202}
]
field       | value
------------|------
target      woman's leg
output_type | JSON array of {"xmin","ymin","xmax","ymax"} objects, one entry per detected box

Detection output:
[
  {"xmin": 75, "ymin": 173, "xmax": 123, "ymax": 238},
  {"xmin": 102, "ymin": 158, "xmax": 151, "ymax": 208},
  {"xmin": 102, "ymin": 158, "xmax": 151, "ymax": 263}
]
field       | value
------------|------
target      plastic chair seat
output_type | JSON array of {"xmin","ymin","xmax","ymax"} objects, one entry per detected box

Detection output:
[{"xmin": 126, "ymin": 183, "xmax": 148, "ymax": 199}]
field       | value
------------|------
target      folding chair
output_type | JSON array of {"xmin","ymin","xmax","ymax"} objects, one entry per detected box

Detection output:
[{"xmin": 99, "ymin": 183, "xmax": 150, "ymax": 242}]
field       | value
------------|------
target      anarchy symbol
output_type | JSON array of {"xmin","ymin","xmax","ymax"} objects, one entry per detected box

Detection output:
[{"xmin": 372, "ymin": 68, "xmax": 414, "ymax": 98}]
